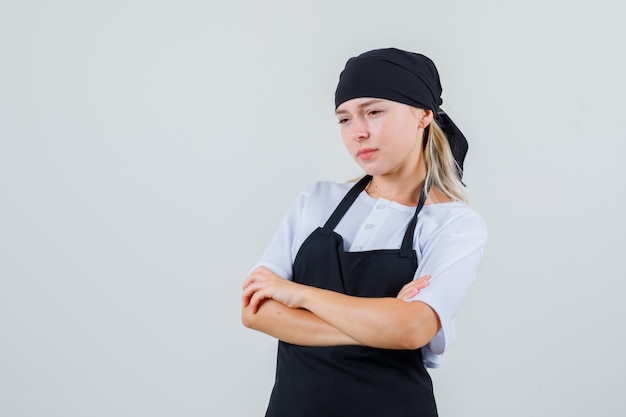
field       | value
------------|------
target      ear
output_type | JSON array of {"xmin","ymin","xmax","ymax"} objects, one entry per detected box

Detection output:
[{"xmin": 418, "ymin": 109, "xmax": 434, "ymax": 129}]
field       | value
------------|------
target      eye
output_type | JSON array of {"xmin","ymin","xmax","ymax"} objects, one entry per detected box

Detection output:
[
  {"xmin": 337, "ymin": 117, "xmax": 349, "ymax": 125},
  {"xmin": 367, "ymin": 109, "xmax": 382, "ymax": 117}
]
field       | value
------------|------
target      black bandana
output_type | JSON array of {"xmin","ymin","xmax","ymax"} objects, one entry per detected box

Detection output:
[{"xmin": 334, "ymin": 48, "xmax": 469, "ymax": 178}]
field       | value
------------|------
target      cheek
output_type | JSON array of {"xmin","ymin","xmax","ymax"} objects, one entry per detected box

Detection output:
[{"xmin": 339, "ymin": 130, "xmax": 353, "ymax": 149}]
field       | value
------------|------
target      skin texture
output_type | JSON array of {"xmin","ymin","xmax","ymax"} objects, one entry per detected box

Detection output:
[
  {"xmin": 242, "ymin": 268, "xmax": 437, "ymax": 349},
  {"xmin": 241, "ymin": 98, "xmax": 444, "ymax": 350},
  {"xmin": 241, "ymin": 272, "xmax": 432, "ymax": 348}
]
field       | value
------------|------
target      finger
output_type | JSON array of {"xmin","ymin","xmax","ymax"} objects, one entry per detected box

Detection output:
[
  {"xmin": 252, "ymin": 265, "xmax": 270, "ymax": 275},
  {"xmin": 242, "ymin": 273, "xmax": 258, "ymax": 290},
  {"xmin": 408, "ymin": 276, "xmax": 431, "ymax": 293},
  {"xmin": 243, "ymin": 269, "xmax": 269, "ymax": 291},
  {"xmin": 396, "ymin": 287, "xmax": 414, "ymax": 300},
  {"xmin": 398, "ymin": 287, "xmax": 419, "ymax": 300},
  {"xmin": 242, "ymin": 279, "xmax": 266, "ymax": 305},
  {"xmin": 397, "ymin": 283, "xmax": 412, "ymax": 299},
  {"xmin": 415, "ymin": 279, "xmax": 429, "ymax": 290},
  {"xmin": 242, "ymin": 278, "xmax": 251, "ymax": 291},
  {"xmin": 241, "ymin": 288, "xmax": 252, "ymax": 306},
  {"xmin": 242, "ymin": 281, "xmax": 262, "ymax": 306},
  {"xmin": 397, "ymin": 276, "xmax": 431, "ymax": 299},
  {"xmin": 248, "ymin": 289, "xmax": 270, "ymax": 314},
  {"xmin": 242, "ymin": 288, "xmax": 255, "ymax": 306}
]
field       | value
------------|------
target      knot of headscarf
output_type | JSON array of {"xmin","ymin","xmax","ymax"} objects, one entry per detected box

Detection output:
[{"xmin": 334, "ymin": 48, "xmax": 469, "ymax": 179}]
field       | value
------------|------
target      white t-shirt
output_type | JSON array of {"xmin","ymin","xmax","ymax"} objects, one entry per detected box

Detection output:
[{"xmin": 254, "ymin": 181, "xmax": 488, "ymax": 368}]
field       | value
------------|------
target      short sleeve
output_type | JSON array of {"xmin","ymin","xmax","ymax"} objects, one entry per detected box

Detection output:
[
  {"xmin": 408, "ymin": 206, "xmax": 488, "ymax": 367},
  {"xmin": 252, "ymin": 190, "xmax": 309, "ymax": 280}
]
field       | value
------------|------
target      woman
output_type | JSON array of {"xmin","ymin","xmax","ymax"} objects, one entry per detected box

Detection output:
[{"xmin": 241, "ymin": 48, "xmax": 488, "ymax": 417}]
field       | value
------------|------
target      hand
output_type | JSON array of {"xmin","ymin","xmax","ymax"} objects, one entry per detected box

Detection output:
[
  {"xmin": 242, "ymin": 266, "xmax": 306, "ymax": 313},
  {"xmin": 396, "ymin": 275, "xmax": 430, "ymax": 300}
]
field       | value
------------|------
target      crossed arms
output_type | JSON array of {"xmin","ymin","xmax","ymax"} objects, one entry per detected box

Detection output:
[{"xmin": 241, "ymin": 266, "xmax": 440, "ymax": 350}]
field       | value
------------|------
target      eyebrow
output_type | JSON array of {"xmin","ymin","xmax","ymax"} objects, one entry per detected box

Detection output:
[{"xmin": 335, "ymin": 98, "xmax": 385, "ymax": 115}]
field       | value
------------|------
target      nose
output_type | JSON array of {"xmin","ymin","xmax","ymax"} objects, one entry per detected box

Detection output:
[{"xmin": 351, "ymin": 118, "xmax": 369, "ymax": 141}]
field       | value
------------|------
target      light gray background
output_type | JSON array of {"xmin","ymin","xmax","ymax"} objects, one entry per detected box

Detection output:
[{"xmin": 1, "ymin": 1, "xmax": 624, "ymax": 416}]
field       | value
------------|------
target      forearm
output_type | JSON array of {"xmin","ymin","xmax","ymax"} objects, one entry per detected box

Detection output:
[
  {"xmin": 242, "ymin": 299, "xmax": 363, "ymax": 346},
  {"xmin": 299, "ymin": 287, "xmax": 440, "ymax": 350}
]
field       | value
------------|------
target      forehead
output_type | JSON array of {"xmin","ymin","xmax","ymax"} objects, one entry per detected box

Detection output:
[{"xmin": 335, "ymin": 98, "xmax": 391, "ymax": 114}]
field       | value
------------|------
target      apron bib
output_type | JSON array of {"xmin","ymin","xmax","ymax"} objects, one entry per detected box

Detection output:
[{"xmin": 266, "ymin": 176, "xmax": 438, "ymax": 417}]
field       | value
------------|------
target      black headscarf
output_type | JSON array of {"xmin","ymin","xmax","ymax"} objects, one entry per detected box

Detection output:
[{"xmin": 334, "ymin": 48, "xmax": 468, "ymax": 179}]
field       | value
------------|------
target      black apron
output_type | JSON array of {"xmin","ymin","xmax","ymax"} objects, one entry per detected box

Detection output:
[{"xmin": 265, "ymin": 175, "xmax": 438, "ymax": 417}]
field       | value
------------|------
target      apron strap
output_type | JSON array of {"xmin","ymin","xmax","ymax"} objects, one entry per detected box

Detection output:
[
  {"xmin": 321, "ymin": 175, "xmax": 372, "ymax": 234},
  {"xmin": 399, "ymin": 185, "xmax": 428, "ymax": 258}
]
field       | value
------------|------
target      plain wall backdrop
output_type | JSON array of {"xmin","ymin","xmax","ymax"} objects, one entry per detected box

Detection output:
[{"xmin": 1, "ymin": 0, "xmax": 624, "ymax": 416}]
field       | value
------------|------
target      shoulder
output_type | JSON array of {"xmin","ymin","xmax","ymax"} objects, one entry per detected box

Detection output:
[
  {"xmin": 299, "ymin": 180, "xmax": 353, "ymax": 200},
  {"xmin": 293, "ymin": 180, "xmax": 355, "ymax": 211},
  {"xmin": 282, "ymin": 180, "xmax": 356, "ymax": 226},
  {"xmin": 418, "ymin": 202, "xmax": 488, "ymax": 244}
]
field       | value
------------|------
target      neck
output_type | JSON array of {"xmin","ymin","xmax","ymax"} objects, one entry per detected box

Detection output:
[
  {"xmin": 366, "ymin": 175, "xmax": 453, "ymax": 206},
  {"xmin": 366, "ymin": 167, "xmax": 427, "ymax": 206}
]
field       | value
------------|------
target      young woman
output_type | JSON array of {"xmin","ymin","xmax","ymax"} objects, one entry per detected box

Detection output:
[{"xmin": 241, "ymin": 48, "xmax": 488, "ymax": 417}]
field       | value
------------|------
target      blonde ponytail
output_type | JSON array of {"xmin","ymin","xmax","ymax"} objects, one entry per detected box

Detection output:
[{"xmin": 423, "ymin": 120, "xmax": 468, "ymax": 203}]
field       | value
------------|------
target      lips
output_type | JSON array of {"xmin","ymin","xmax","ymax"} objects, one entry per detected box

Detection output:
[{"xmin": 357, "ymin": 148, "xmax": 377, "ymax": 161}]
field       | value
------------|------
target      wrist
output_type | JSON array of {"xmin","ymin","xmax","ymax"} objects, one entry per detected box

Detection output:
[{"xmin": 297, "ymin": 285, "xmax": 316, "ymax": 310}]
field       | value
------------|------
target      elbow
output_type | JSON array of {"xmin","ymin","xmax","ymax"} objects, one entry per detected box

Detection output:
[
  {"xmin": 241, "ymin": 305, "xmax": 256, "ymax": 329},
  {"xmin": 242, "ymin": 300, "xmax": 275, "ymax": 331},
  {"xmin": 395, "ymin": 303, "xmax": 441, "ymax": 350},
  {"xmin": 399, "ymin": 331, "xmax": 430, "ymax": 351},
  {"xmin": 377, "ymin": 317, "xmax": 428, "ymax": 350},
  {"xmin": 405, "ymin": 334, "xmax": 432, "ymax": 350}
]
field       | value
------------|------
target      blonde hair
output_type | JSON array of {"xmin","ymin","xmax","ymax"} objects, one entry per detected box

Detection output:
[{"xmin": 423, "ymin": 119, "xmax": 468, "ymax": 203}]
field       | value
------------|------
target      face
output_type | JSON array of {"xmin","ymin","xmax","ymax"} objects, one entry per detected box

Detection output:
[{"xmin": 335, "ymin": 98, "xmax": 432, "ymax": 177}]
